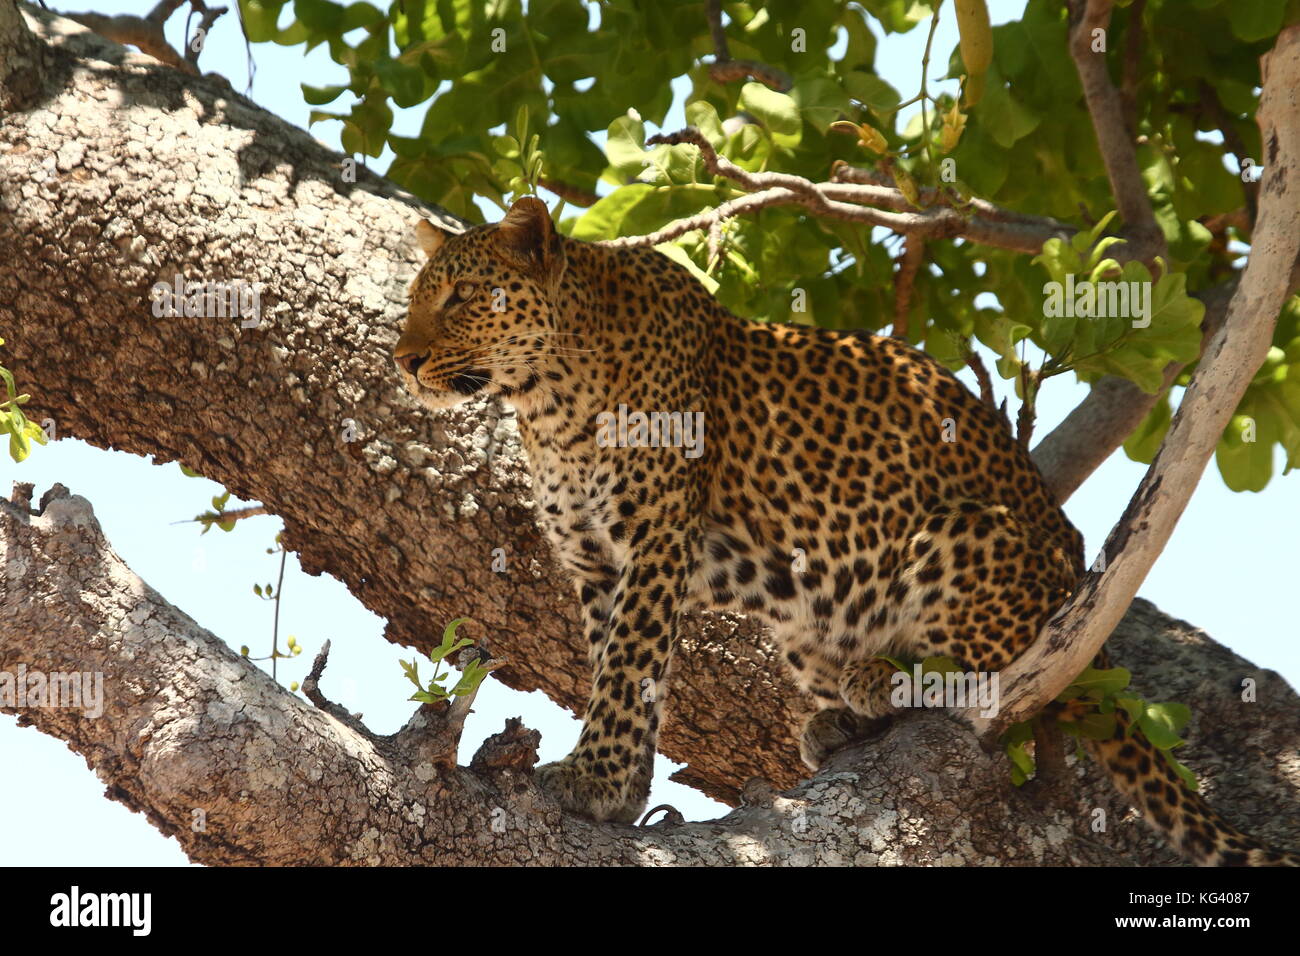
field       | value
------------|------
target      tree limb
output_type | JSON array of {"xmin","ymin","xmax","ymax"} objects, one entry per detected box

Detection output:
[
  {"xmin": 977, "ymin": 21, "xmax": 1300, "ymax": 739},
  {"xmin": 62, "ymin": 0, "xmax": 205, "ymax": 75},
  {"xmin": 0, "ymin": 3, "xmax": 798, "ymax": 807},
  {"xmin": 605, "ymin": 127, "xmax": 1078, "ymax": 256},
  {"xmin": 1068, "ymin": 0, "xmax": 1166, "ymax": 262},
  {"xmin": 4, "ymin": 483, "xmax": 1296, "ymax": 864},
  {"xmin": 1, "ymin": 6, "xmax": 1298, "ymax": 865},
  {"xmin": 891, "ymin": 234, "xmax": 924, "ymax": 339}
]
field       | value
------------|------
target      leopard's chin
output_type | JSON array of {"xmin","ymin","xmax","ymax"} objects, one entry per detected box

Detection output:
[{"xmin": 399, "ymin": 380, "xmax": 472, "ymax": 411}]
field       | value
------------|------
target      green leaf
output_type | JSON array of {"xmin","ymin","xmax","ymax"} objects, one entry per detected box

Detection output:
[
  {"xmin": 239, "ymin": 0, "xmax": 288, "ymax": 43},
  {"xmin": 301, "ymin": 83, "xmax": 348, "ymax": 105},
  {"xmin": 973, "ymin": 309, "xmax": 1031, "ymax": 366},
  {"xmin": 738, "ymin": 82, "xmax": 802, "ymax": 147},
  {"xmin": 655, "ymin": 242, "xmax": 719, "ymax": 295},
  {"xmin": 293, "ymin": 0, "xmax": 344, "ymax": 33},
  {"xmin": 685, "ymin": 100, "xmax": 726, "ymax": 148},
  {"xmin": 1137, "ymin": 701, "xmax": 1192, "ymax": 750},
  {"xmin": 1161, "ymin": 748, "xmax": 1200, "ymax": 791},
  {"xmin": 341, "ymin": 1, "xmax": 384, "ymax": 31},
  {"xmin": 603, "ymin": 113, "xmax": 647, "ymax": 181},
  {"xmin": 1060, "ymin": 711, "xmax": 1119, "ymax": 740},
  {"xmin": 8, "ymin": 423, "xmax": 31, "ymax": 462},
  {"xmin": 1227, "ymin": 0, "xmax": 1286, "ymax": 42},
  {"xmin": 1123, "ymin": 392, "xmax": 1173, "ymax": 464},
  {"xmin": 976, "ymin": 65, "xmax": 1040, "ymax": 149},
  {"xmin": 1056, "ymin": 666, "xmax": 1132, "ymax": 702},
  {"xmin": 375, "ymin": 58, "xmax": 428, "ymax": 108},
  {"xmin": 1216, "ymin": 401, "xmax": 1277, "ymax": 492},
  {"xmin": 842, "ymin": 70, "xmax": 901, "ymax": 113},
  {"xmin": 789, "ymin": 74, "xmax": 854, "ymax": 134},
  {"xmin": 874, "ymin": 654, "xmax": 912, "ymax": 673}
]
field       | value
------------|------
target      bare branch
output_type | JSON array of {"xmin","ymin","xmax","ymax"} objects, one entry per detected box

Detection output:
[
  {"xmin": 891, "ymin": 235, "xmax": 925, "ymax": 339},
  {"xmin": 602, "ymin": 127, "xmax": 1078, "ymax": 256},
  {"xmin": 64, "ymin": 9, "xmax": 196, "ymax": 74},
  {"xmin": 704, "ymin": 0, "xmax": 792, "ymax": 92},
  {"xmin": 1068, "ymin": 0, "xmax": 1166, "ymax": 261},
  {"xmin": 171, "ymin": 504, "xmax": 269, "ymax": 527},
  {"xmin": 182, "ymin": 0, "xmax": 226, "ymax": 68},
  {"xmin": 965, "ymin": 350, "xmax": 998, "ymax": 413}
]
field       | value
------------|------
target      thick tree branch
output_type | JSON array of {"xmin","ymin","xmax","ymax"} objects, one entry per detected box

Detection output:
[
  {"xmin": 2, "ymin": 7, "xmax": 1298, "ymax": 866},
  {"xmin": 978, "ymin": 22, "xmax": 1300, "ymax": 739},
  {"xmin": 0, "ymin": 5, "xmax": 797, "ymax": 808},
  {"xmin": 4, "ymin": 485, "xmax": 1296, "ymax": 864}
]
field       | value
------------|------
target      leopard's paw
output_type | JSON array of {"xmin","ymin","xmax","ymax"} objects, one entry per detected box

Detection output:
[
  {"xmin": 533, "ymin": 758, "xmax": 646, "ymax": 824},
  {"xmin": 799, "ymin": 707, "xmax": 892, "ymax": 771}
]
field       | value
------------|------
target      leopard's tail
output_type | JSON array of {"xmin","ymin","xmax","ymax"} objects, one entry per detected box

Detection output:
[
  {"xmin": 1077, "ymin": 672, "xmax": 1299, "ymax": 865},
  {"xmin": 1085, "ymin": 721, "xmax": 1297, "ymax": 865}
]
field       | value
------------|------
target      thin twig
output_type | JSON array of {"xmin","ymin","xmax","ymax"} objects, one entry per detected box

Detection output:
[
  {"xmin": 605, "ymin": 127, "xmax": 1079, "ymax": 256},
  {"xmin": 891, "ymin": 235, "xmax": 925, "ymax": 339},
  {"xmin": 170, "ymin": 504, "xmax": 268, "ymax": 526},
  {"xmin": 1068, "ymin": 0, "xmax": 1165, "ymax": 261},
  {"xmin": 704, "ymin": 0, "xmax": 793, "ymax": 92},
  {"xmin": 183, "ymin": 0, "xmax": 228, "ymax": 68},
  {"xmin": 270, "ymin": 542, "xmax": 286, "ymax": 681},
  {"xmin": 965, "ymin": 350, "xmax": 998, "ymax": 413}
]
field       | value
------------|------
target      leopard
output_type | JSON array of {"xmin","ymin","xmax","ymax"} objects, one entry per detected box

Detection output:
[{"xmin": 395, "ymin": 195, "xmax": 1297, "ymax": 865}]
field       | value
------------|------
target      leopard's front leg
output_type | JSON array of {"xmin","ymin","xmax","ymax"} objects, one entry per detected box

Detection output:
[{"xmin": 535, "ymin": 524, "xmax": 697, "ymax": 823}]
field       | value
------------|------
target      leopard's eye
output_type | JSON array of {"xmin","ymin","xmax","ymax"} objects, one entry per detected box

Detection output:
[{"xmin": 446, "ymin": 280, "xmax": 477, "ymax": 307}]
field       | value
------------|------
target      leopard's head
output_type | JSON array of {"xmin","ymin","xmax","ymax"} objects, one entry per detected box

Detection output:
[{"xmin": 395, "ymin": 196, "xmax": 567, "ymax": 410}]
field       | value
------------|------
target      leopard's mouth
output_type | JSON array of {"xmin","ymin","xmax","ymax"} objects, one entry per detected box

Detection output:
[{"xmin": 447, "ymin": 367, "xmax": 492, "ymax": 396}]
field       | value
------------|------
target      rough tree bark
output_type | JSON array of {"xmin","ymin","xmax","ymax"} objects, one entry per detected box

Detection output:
[
  {"xmin": 1, "ymin": 5, "xmax": 1296, "ymax": 864},
  {"xmin": 4, "ymin": 484, "xmax": 1297, "ymax": 864}
]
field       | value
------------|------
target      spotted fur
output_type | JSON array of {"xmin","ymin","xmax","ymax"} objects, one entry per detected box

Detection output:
[{"xmin": 395, "ymin": 198, "xmax": 1296, "ymax": 863}]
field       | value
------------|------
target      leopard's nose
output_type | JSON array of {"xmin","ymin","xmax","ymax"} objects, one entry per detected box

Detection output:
[{"xmin": 397, "ymin": 352, "xmax": 427, "ymax": 376}]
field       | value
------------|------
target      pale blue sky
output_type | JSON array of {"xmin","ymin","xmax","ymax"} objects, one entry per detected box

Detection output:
[{"xmin": 2, "ymin": 1, "xmax": 1295, "ymax": 865}]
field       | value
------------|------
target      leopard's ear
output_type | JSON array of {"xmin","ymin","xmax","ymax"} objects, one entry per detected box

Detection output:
[
  {"xmin": 496, "ymin": 196, "xmax": 564, "ymax": 278},
  {"xmin": 415, "ymin": 218, "xmax": 449, "ymax": 257}
]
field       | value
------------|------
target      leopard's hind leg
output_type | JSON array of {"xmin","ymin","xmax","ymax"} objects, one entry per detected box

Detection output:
[{"xmin": 801, "ymin": 500, "xmax": 1076, "ymax": 767}]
